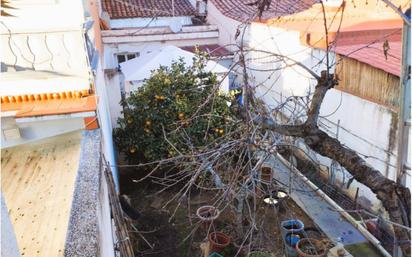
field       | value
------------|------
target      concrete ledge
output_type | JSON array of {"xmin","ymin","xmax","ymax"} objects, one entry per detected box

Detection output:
[{"xmin": 64, "ymin": 130, "xmax": 101, "ymax": 257}]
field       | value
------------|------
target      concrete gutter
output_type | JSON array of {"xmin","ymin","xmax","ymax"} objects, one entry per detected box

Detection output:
[{"xmin": 275, "ymin": 153, "xmax": 392, "ymax": 257}]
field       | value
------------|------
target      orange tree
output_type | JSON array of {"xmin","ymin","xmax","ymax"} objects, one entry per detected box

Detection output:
[{"xmin": 113, "ymin": 58, "xmax": 237, "ymax": 164}]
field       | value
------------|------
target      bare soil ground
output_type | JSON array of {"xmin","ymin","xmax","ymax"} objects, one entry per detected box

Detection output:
[{"xmin": 120, "ymin": 169, "xmax": 324, "ymax": 257}]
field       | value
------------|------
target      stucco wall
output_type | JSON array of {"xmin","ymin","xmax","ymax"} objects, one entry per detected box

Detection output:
[
  {"xmin": 0, "ymin": 0, "xmax": 86, "ymax": 32},
  {"xmin": 110, "ymin": 16, "xmax": 193, "ymax": 29},
  {"xmin": 206, "ymin": 11, "xmax": 408, "ymax": 211},
  {"xmin": 95, "ymin": 60, "xmax": 119, "ymax": 187},
  {"xmin": 104, "ymin": 73, "xmax": 124, "ymax": 127},
  {"xmin": 249, "ymin": 23, "xmax": 407, "ymax": 211},
  {"xmin": 0, "ymin": 0, "xmax": 89, "ymax": 76}
]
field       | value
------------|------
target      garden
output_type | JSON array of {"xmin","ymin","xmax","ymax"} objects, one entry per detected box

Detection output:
[{"xmin": 114, "ymin": 57, "xmax": 338, "ymax": 257}]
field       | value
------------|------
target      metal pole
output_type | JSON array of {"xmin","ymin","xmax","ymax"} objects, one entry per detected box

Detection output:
[{"xmin": 396, "ymin": 9, "xmax": 411, "ymax": 185}]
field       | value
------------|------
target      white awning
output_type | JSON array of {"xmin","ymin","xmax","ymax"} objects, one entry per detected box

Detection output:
[{"xmin": 120, "ymin": 45, "xmax": 228, "ymax": 83}]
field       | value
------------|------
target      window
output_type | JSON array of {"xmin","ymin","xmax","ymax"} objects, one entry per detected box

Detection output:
[{"xmin": 116, "ymin": 52, "xmax": 139, "ymax": 64}]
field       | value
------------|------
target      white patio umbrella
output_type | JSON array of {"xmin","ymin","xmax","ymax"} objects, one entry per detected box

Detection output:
[{"xmin": 119, "ymin": 45, "xmax": 229, "ymax": 92}]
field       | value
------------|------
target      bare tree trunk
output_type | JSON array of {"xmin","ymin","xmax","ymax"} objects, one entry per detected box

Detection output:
[
  {"xmin": 254, "ymin": 71, "xmax": 411, "ymax": 256},
  {"xmin": 304, "ymin": 129, "xmax": 411, "ymax": 255}
]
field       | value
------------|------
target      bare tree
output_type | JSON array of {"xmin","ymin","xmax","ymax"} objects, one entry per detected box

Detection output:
[{"xmin": 115, "ymin": 0, "xmax": 411, "ymax": 256}]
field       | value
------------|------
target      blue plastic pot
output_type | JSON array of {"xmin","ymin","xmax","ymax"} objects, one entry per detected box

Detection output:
[
  {"xmin": 281, "ymin": 219, "xmax": 304, "ymax": 238},
  {"xmin": 285, "ymin": 233, "xmax": 302, "ymax": 247}
]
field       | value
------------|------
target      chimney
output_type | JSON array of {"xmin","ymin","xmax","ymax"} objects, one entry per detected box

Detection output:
[{"xmin": 196, "ymin": 0, "xmax": 207, "ymax": 17}]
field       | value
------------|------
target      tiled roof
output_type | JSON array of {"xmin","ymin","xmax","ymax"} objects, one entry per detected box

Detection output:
[
  {"xmin": 334, "ymin": 41, "xmax": 401, "ymax": 77},
  {"xmin": 1, "ymin": 93, "xmax": 97, "ymax": 118},
  {"xmin": 265, "ymin": 0, "xmax": 407, "ymax": 32},
  {"xmin": 102, "ymin": 0, "xmax": 195, "ymax": 19},
  {"xmin": 210, "ymin": 0, "xmax": 319, "ymax": 22},
  {"xmin": 180, "ymin": 44, "xmax": 233, "ymax": 57}
]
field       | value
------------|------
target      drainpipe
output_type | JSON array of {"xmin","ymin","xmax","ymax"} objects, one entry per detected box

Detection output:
[
  {"xmin": 396, "ymin": 8, "xmax": 411, "ymax": 186},
  {"xmin": 275, "ymin": 153, "xmax": 393, "ymax": 257}
]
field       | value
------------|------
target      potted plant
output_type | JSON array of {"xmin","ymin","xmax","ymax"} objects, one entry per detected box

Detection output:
[
  {"xmin": 196, "ymin": 205, "xmax": 220, "ymax": 230},
  {"xmin": 295, "ymin": 238, "xmax": 326, "ymax": 257},
  {"xmin": 208, "ymin": 232, "xmax": 231, "ymax": 253}
]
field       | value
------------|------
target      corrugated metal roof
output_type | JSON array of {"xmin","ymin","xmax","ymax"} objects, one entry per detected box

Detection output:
[{"xmin": 334, "ymin": 40, "xmax": 401, "ymax": 77}]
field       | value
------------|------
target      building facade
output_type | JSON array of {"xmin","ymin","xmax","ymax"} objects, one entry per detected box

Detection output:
[
  {"xmin": 0, "ymin": 1, "xmax": 123, "ymax": 256},
  {"xmin": 206, "ymin": 0, "xmax": 411, "ymax": 213}
]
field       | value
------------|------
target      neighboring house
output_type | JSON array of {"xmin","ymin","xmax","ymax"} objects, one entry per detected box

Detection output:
[
  {"xmin": 119, "ymin": 45, "xmax": 230, "ymax": 93},
  {"xmin": 0, "ymin": 0, "xmax": 128, "ymax": 256},
  {"xmin": 206, "ymin": 0, "xmax": 410, "ymax": 213},
  {"xmin": 99, "ymin": 0, "xmax": 233, "ymax": 126}
]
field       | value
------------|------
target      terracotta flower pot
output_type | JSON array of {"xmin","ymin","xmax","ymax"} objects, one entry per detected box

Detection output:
[
  {"xmin": 208, "ymin": 232, "xmax": 231, "ymax": 253},
  {"xmin": 295, "ymin": 238, "xmax": 326, "ymax": 257},
  {"xmin": 196, "ymin": 205, "xmax": 220, "ymax": 230}
]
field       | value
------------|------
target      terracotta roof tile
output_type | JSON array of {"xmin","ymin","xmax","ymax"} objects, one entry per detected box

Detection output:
[
  {"xmin": 1, "ymin": 95, "xmax": 97, "ymax": 118},
  {"xmin": 102, "ymin": 0, "xmax": 195, "ymax": 19},
  {"xmin": 210, "ymin": 0, "xmax": 319, "ymax": 22},
  {"xmin": 180, "ymin": 44, "xmax": 233, "ymax": 57}
]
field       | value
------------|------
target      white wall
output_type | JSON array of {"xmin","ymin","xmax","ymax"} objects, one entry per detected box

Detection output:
[
  {"xmin": 110, "ymin": 16, "xmax": 193, "ymax": 29},
  {"xmin": 0, "ymin": 0, "xmax": 86, "ymax": 32},
  {"xmin": 0, "ymin": 0, "xmax": 90, "ymax": 77},
  {"xmin": 104, "ymin": 73, "xmax": 124, "ymax": 127},
  {"xmin": 94, "ymin": 60, "xmax": 119, "ymax": 186},
  {"xmin": 104, "ymin": 43, "xmax": 165, "ymax": 70},
  {"xmin": 317, "ymin": 89, "xmax": 402, "ymax": 211},
  {"xmin": 247, "ymin": 23, "xmax": 406, "ymax": 212},
  {"xmin": 206, "ymin": 13, "xmax": 407, "ymax": 212},
  {"xmin": 97, "ymin": 172, "xmax": 115, "ymax": 257}
]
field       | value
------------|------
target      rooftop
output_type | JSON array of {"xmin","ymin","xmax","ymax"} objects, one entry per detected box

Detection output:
[
  {"xmin": 102, "ymin": 0, "xmax": 195, "ymax": 19},
  {"xmin": 264, "ymin": 0, "xmax": 408, "ymax": 35},
  {"xmin": 210, "ymin": 0, "xmax": 319, "ymax": 22},
  {"xmin": 0, "ymin": 70, "xmax": 97, "ymax": 118},
  {"xmin": 1, "ymin": 131, "xmax": 82, "ymax": 257},
  {"xmin": 334, "ymin": 40, "xmax": 401, "ymax": 77},
  {"xmin": 1, "ymin": 95, "xmax": 97, "ymax": 118}
]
